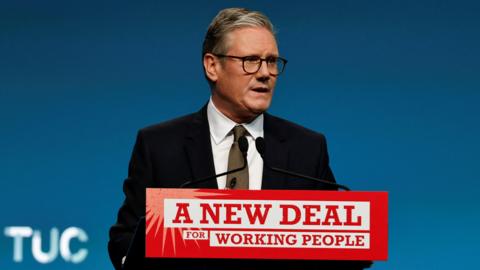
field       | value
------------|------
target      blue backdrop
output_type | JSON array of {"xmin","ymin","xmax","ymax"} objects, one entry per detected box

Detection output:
[{"xmin": 1, "ymin": 0, "xmax": 479, "ymax": 269}]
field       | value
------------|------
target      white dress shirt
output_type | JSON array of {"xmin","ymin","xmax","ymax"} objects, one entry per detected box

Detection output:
[{"xmin": 207, "ymin": 98, "xmax": 264, "ymax": 190}]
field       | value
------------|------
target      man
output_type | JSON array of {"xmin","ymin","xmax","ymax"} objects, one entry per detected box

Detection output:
[{"xmin": 109, "ymin": 8, "xmax": 370, "ymax": 270}]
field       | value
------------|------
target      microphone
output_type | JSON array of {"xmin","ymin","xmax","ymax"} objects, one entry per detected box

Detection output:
[
  {"xmin": 180, "ymin": 136, "xmax": 249, "ymax": 188},
  {"xmin": 255, "ymin": 137, "xmax": 350, "ymax": 191}
]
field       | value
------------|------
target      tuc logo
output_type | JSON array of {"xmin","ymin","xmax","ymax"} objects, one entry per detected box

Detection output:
[{"xmin": 3, "ymin": 226, "xmax": 88, "ymax": 264}]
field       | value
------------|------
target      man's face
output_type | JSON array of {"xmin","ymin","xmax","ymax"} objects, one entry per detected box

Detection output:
[{"xmin": 210, "ymin": 27, "xmax": 279, "ymax": 123}]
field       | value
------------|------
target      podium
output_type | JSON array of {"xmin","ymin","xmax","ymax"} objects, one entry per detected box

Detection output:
[{"xmin": 122, "ymin": 188, "xmax": 387, "ymax": 270}]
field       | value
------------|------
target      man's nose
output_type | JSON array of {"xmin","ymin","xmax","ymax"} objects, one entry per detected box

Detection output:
[{"xmin": 256, "ymin": 60, "xmax": 271, "ymax": 80}]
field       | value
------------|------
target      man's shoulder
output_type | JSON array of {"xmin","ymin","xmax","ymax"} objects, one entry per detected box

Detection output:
[
  {"xmin": 137, "ymin": 110, "xmax": 202, "ymax": 141},
  {"xmin": 142, "ymin": 113, "xmax": 194, "ymax": 132},
  {"xmin": 265, "ymin": 113, "xmax": 327, "ymax": 142}
]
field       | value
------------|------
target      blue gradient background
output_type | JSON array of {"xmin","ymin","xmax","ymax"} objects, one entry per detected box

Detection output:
[{"xmin": 1, "ymin": 1, "xmax": 479, "ymax": 269}]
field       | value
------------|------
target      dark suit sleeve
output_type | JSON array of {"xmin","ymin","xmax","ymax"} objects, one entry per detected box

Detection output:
[
  {"xmin": 314, "ymin": 134, "xmax": 337, "ymax": 189},
  {"xmin": 109, "ymin": 130, "xmax": 152, "ymax": 270}
]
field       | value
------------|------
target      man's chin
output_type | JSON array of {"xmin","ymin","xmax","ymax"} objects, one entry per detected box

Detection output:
[
  {"xmin": 248, "ymin": 105, "xmax": 270, "ymax": 116},
  {"xmin": 246, "ymin": 98, "xmax": 271, "ymax": 111}
]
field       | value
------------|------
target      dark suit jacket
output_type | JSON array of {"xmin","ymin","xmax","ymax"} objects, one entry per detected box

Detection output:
[{"xmin": 109, "ymin": 105, "xmax": 370, "ymax": 269}]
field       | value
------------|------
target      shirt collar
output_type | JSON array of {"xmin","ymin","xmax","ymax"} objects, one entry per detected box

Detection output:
[{"xmin": 207, "ymin": 97, "xmax": 264, "ymax": 145}]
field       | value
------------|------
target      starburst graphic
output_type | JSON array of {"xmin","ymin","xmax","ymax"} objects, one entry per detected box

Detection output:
[{"xmin": 146, "ymin": 188, "xmax": 229, "ymax": 256}]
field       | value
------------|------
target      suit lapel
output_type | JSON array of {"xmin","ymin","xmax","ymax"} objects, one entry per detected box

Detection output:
[
  {"xmin": 261, "ymin": 113, "xmax": 289, "ymax": 189},
  {"xmin": 184, "ymin": 105, "xmax": 218, "ymax": 189}
]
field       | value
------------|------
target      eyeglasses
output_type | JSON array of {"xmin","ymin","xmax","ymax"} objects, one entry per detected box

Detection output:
[{"xmin": 214, "ymin": 54, "xmax": 288, "ymax": 75}]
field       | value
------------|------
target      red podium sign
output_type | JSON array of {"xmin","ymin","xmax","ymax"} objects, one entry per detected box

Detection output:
[{"xmin": 146, "ymin": 188, "xmax": 388, "ymax": 261}]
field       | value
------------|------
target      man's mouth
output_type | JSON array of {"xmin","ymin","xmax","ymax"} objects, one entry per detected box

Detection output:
[{"xmin": 251, "ymin": 87, "xmax": 270, "ymax": 93}]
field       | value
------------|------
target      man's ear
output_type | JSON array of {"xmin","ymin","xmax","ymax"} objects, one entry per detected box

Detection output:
[{"xmin": 203, "ymin": 53, "xmax": 219, "ymax": 82}]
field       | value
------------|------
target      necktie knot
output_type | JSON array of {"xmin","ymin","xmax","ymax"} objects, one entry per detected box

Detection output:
[{"xmin": 232, "ymin": 125, "xmax": 247, "ymax": 142}]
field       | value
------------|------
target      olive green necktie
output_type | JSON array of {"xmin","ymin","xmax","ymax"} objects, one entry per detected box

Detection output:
[{"xmin": 226, "ymin": 125, "xmax": 249, "ymax": 189}]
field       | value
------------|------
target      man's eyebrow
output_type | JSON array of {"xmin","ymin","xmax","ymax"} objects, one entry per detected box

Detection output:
[{"xmin": 245, "ymin": 54, "xmax": 278, "ymax": 58}]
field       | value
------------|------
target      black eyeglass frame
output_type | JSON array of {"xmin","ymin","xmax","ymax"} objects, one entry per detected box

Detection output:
[{"xmin": 213, "ymin": 54, "xmax": 288, "ymax": 75}]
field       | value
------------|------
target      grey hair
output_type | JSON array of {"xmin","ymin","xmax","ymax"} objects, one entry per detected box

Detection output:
[{"xmin": 202, "ymin": 8, "xmax": 276, "ymax": 56}]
